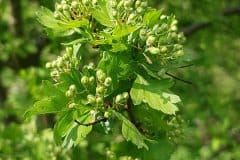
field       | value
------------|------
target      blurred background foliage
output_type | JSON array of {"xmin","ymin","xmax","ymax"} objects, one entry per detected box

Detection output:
[{"xmin": 0, "ymin": 0, "xmax": 240, "ymax": 159}]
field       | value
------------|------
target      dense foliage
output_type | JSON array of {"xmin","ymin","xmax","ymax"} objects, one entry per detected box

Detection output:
[{"xmin": 0, "ymin": 0, "xmax": 240, "ymax": 159}]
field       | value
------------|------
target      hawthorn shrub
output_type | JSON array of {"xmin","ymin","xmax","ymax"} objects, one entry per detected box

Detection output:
[{"xmin": 24, "ymin": 0, "xmax": 187, "ymax": 151}]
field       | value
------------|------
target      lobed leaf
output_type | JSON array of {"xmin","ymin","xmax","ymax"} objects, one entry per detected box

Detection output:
[
  {"xmin": 112, "ymin": 110, "xmax": 149, "ymax": 150},
  {"xmin": 130, "ymin": 75, "xmax": 180, "ymax": 115},
  {"xmin": 62, "ymin": 113, "xmax": 92, "ymax": 149}
]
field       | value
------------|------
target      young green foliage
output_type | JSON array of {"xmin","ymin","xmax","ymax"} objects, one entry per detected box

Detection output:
[{"xmin": 25, "ymin": 0, "xmax": 186, "ymax": 149}]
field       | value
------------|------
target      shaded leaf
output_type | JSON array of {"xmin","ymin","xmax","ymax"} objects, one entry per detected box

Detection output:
[
  {"xmin": 54, "ymin": 111, "xmax": 74, "ymax": 144},
  {"xmin": 112, "ymin": 110, "xmax": 148, "ymax": 150},
  {"xmin": 62, "ymin": 113, "xmax": 92, "ymax": 149}
]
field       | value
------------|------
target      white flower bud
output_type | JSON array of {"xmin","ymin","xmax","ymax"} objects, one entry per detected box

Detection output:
[
  {"xmin": 68, "ymin": 103, "xmax": 76, "ymax": 109},
  {"xmin": 87, "ymin": 95, "xmax": 96, "ymax": 104},
  {"xmin": 160, "ymin": 15, "xmax": 166, "ymax": 20},
  {"xmin": 115, "ymin": 94, "xmax": 123, "ymax": 104},
  {"xmin": 104, "ymin": 112, "xmax": 110, "ymax": 118},
  {"xmin": 136, "ymin": 7, "xmax": 143, "ymax": 13},
  {"xmin": 65, "ymin": 90, "xmax": 73, "ymax": 97},
  {"xmin": 62, "ymin": 4, "xmax": 69, "ymax": 10},
  {"xmin": 122, "ymin": 92, "xmax": 129, "ymax": 99},
  {"xmin": 96, "ymin": 86, "xmax": 105, "ymax": 95},
  {"xmin": 89, "ymin": 76, "xmax": 95, "ymax": 84},
  {"xmin": 148, "ymin": 47, "xmax": 160, "ymax": 55},
  {"xmin": 71, "ymin": 1, "xmax": 78, "ymax": 9},
  {"xmin": 45, "ymin": 62, "xmax": 52, "ymax": 68},
  {"xmin": 104, "ymin": 77, "xmax": 112, "ymax": 86},
  {"xmin": 146, "ymin": 35, "xmax": 156, "ymax": 46},
  {"xmin": 69, "ymin": 84, "xmax": 76, "ymax": 92},
  {"xmin": 161, "ymin": 46, "xmax": 168, "ymax": 53},
  {"xmin": 96, "ymin": 96, "xmax": 103, "ymax": 104},
  {"xmin": 56, "ymin": 4, "xmax": 63, "ymax": 11},
  {"xmin": 96, "ymin": 69, "xmax": 106, "ymax": 82},
  {"xmin": 81, "ymin": 76, "xmax": 89, "ymax": 85},
  {"xmin": 140, "ymin": 2, "xmax": 148, "ymax": 7},
  {"xmin": 135, "ymin": 0, "xmax": 141, "ymax": 7}
]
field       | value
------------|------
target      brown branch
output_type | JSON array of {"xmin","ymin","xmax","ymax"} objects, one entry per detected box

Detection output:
[
  {"xmin": 181, "ymin": 5, "xmax": 240, "ymax": 36},
  {"xmin": 74, "ymin": 117, "xmax": 107, "ymax": 126}
]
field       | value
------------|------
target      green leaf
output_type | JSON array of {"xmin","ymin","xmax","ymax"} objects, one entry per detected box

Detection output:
[
  {"xmin": 91, "ymin": 0, "xmax": 115, "ymax": 27},
  {"xmin": 24, "ymin": 98, "xmax": 68, "ymax": 120},
  {"xmin": 36, "ymin": 6, "xmax": 61, "ymax": 29},
  {"xmin": 113, "ymin": 25, "xmax": 140, "ymax": 39},
  {"xmin": 112, "ymin": 110, "xmax": 148, "ymax": 150},
  {"xmin": 132, "ymin": 104, "xmax": 169, "ymax": 138},
  {"xmin": 62, "ymin": 113, "xmax": 92, "ymax": 148},
  {"xmin": 24, "ymin": 81, "xmax": 68, "ymax": 119},
  {"xmin": 54, "ymin": 111, "xmax": 74, "ymax": 144},
  {"xmin": 110, "ymin": 43, "xmax": 128, "ymax": 52},
  {"xmin": 143, "ymin": 9, "xmax": 162, "ymax": 27},
  {"xmin": 130, "ymin": 75, "xmax": 180, "ymax": 115},
  {"xmin": 37, "ymin": 7, "xmax": 89, "ymax": 30}
]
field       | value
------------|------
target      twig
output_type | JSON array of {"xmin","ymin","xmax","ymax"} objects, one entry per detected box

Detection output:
[
  {"xmin": 178, "ymin": 64, "xmax": 194, "ymax": 69},
  {"xmin": 74, "ymin": 117, "xmax": 107, "ymax": 126},
  {"xmin": 165, "ymin": 72, "xmax": 193, "ymax": 85}
]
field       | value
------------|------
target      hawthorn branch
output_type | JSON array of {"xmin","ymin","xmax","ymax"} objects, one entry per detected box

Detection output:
[
  {"xmin": 165, "ymin": 72, "xmax": 193, "ymax": 85},
  {"xmin": 74, "ymin": 117, "xmax": 107, "ymax": 126},
  {"xmin": 181, "ymin": 5, "xmax": 240, "ymax": 36}
]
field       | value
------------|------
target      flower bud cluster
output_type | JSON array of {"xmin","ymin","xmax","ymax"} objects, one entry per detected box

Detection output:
[
  {"xmin": 53, "ymin": 0, "xmax": 92, "ymax": 21},
  {"xmin": 136, "ymin": 15, "xmax": 185, "ymax": 65},
  {"xmin": 45, "ymin": 47, "xmax": 79, "ymax": 81},
  {"xmin": 85, "ymin": 69, "xmax": 112, "ymax": 108},
  {"xmin": 115, "ymin": 92, "xmax": 129, "ymax": 105},
  {"xmin": 167, "ymin": 116, "xmax": 185, "ymax": 143},
  {"xmin": 65, "ymin": 84, "xmax": 77, "ymax": 97},
  {"xmin": 111, "ymin": 0, "xmax": 148, "ymax": 24}
]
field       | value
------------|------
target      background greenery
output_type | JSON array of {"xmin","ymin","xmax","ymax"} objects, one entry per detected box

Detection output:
[{"xmin": 0, "ymin": 0, "xmax": 240, "ymax": 159}]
